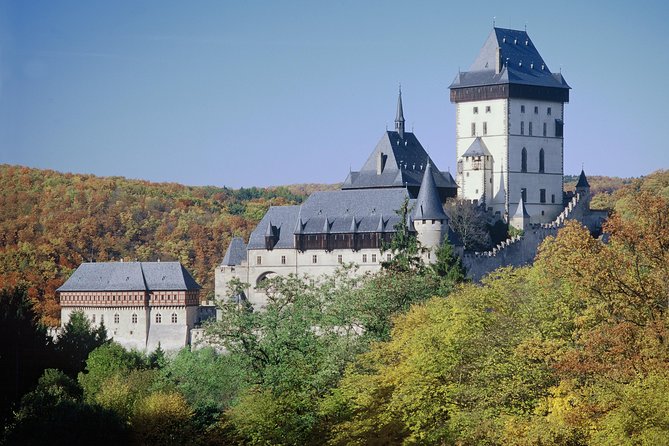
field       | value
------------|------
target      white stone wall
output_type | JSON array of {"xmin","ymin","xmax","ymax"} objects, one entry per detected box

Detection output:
[
  {"xmin": 216, "ymin": 247, "xmax": 387, "ymax": 309},
  {"xmin": 455, "ymin": 97, "xmax": 565, "ymax": 223},
  {"xmin": 61, "ymin": 305, "xmax": 198, "ymax": 352},
  {"xmin": 414, "ymin": 219, "xmax": 444, "ymax": 253}
]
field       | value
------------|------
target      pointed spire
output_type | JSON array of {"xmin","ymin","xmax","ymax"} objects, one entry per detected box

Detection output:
[
  {"xmin": 513, "ymin": 196, "xmax": 531, "ymax": 219},
  {"xmin": 413, "ymin": 162, "xmax": 448, "ymax": 221},
  {"xmin": 575, "ymin": 169, "xmax": 590, "ymax": 188},
  {"xmin": 376, "ymin": 214, "xmax": 385, "ymax": 233},
  {"xmin": 395, "ymin": 85, "xmax": 405, "ymax": 139}
]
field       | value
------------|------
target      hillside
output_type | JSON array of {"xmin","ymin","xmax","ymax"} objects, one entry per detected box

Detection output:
[
  {"xmin": 563, "ymin": 173, "xmax": 632, "ymax": 209},
  {"xmin": 0, "ymin": 164, "xmax": 336, "ymax": 325}
]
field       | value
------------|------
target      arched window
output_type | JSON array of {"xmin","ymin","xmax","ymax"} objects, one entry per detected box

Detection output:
[
  {"xmin": 131, "ymin": 313, "xmax": 137, "ymax": 324},
  {"xmin": 521, "ymin": 148, "xmax": 527, "ymax": 172},
  {"xmin": 155, "ymin": 313, "xmax": 162, "ymax": 324},
  {"xmin": 539, "ymin": 148, "xmax": 545, "ymax": 173},
  {"xmin": 114, "ymin": 313, "xmax": 119, "ymax": 324},
  {"xmin": 171, "ymin": 313, "xmax": 178, "ymax": 324}
]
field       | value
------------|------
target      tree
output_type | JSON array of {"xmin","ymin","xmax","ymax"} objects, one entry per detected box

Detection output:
[
  {"xmin": 2, "ymin": 369, "xmax": 130, "ymax": 446},
  {"xmin": 131, "ymin": 391, "xmax": 195, "ymax": 446},
  {"xmin": 444, "ymin": 199, "xmax": 491, "ymax": 251},
  {"xmin": 0, "ymin": 287, "xmax": 52, "ymax": 423},
  {"xmin": 54, "ymin": 310, "xmax": 107, "ymax": 376},
  {"xmin": 78, "ymin": 342, "xmax": 147, "ymax": 401},
  {"xmin": 381, "ymin": 197, "xmax": 424, "ymax": 272}
]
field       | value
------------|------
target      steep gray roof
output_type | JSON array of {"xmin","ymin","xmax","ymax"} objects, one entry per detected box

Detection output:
[
  {"xmin": 462, "ymin": 137, "xmax": 491, "ymax": 157},
  {"xmin": 57, "ymin": 261, "xmax": 201, "ymax": 292},
  {"xmin": 221, "ymin": 237, "xmax": 247, "ymax": 266},
  {"xmin": 247, "ymin": 205, "xmax": 301, "ymax": 250},
  {"xmin": 512, "ymin": 196, "xmax": 531, "ymax": 219},
  {"xmin": 450, "ymin": 27, "xmax": 570, "ymax": 90},
  {"xmin": 413, "ymin": 163, "xmax": 448, "ymax": 221},
  {"xmin": 342, "ymin": 130, "xmax": 456, "ymax": 192},
  {"xmin": 576, "ymin": 169, "xmax": 590, "ymax": 188}
]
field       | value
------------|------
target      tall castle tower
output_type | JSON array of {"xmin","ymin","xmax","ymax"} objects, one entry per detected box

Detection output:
[{"xmin": 450, "ymin": 28, "xmax": 570, "ymax": 226}]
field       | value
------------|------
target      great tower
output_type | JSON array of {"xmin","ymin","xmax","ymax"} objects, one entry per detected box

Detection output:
[{"xmin": 450, "ymin": 27, "xmax": 570, "ymax": 225}]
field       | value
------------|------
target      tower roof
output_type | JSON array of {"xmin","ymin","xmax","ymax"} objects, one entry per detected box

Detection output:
[
  {"xmin": 222, "ymin": 237, "xmax": 248, "ymax": 266},
  {"xmin": 576, "ymin": 169, "xmax": 590, "ymax": 188},
  {"xmin": 450, "ymin": 27, "xmax": 570, "ymax": 91},
  {"xmin": 462, "ymin": 137, "xmax": 491, "ymax": 157},
  {"xmin": 512, "ymin": 196, "xmax": 531, "ymax": 219},
  {"xmin": 412, "ymin": 162, "xmax": 448, "ymax": 221}
]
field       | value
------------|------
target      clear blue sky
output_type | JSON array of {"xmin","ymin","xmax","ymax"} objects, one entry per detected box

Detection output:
[{"xmin": 1, "ymin": 0, "xmax": 668, "ymax": 187}]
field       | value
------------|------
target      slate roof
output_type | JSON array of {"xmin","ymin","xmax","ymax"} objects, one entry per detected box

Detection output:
[
  {"xmin": 512, "ymin": 197, "xmax": 531, "ymax": 219},
  {"xmin": 576, "ymin": 169, "xmax": 590, "ymax": 188},
  {"xmin": 221, "ymin": 237, "xmax": 248, "ymax": 266},
  {"xmin": 450, "ymin": 27, "xmax": 570, "ymax": 90},
  {"xmin": 57, "ymin": 262, "xmax": 201, "ymax": 292},
  {"xmin": 342, "ymin": 130, "xmax": 456, "ymax": 192},
  {"xmin": 246, "ymin": 190, "xmax": 414, "ymax": 250},
  {"xmin": 462, "ymin": 137, "xmax": 491, "ymax": 157},
  {"xmin": 413, "ymin": 163, "xmax": 449, "ymax": 221}
]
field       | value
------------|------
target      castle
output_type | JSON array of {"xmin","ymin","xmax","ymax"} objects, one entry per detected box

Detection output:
[
  {"xmin": 215, "ymin": 27, "xmax": 606, "ymax": 309},
  {"xmin": 57, "ymin": 261, "xmax": 215, "ymax": 351}
]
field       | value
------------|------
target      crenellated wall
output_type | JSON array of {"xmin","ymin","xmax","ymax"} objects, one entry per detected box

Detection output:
[{"xmin": 463, "ymin": 193, "xmax": 607, "ymax": 281}]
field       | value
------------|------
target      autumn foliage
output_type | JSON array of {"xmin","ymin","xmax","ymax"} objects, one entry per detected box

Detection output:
[{"xmin": 0, "ymin": 164, "xmax": 309, "ymax": 325}]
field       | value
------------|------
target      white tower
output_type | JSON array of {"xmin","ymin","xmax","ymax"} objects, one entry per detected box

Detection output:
[{"xmin": 450, "ymin": 28, "xmax": 570, "ymax": 224}]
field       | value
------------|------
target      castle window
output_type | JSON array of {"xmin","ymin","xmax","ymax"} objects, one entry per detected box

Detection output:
[
  {"xmin": 521, "ymin": 148, "xmax": 527, "ymax": 172},
  {"xmin": 528, "ymin": 122, "xmax": 533, "ymax": 136},
  {"xmin": 473, "ymin": 106, "xmax": 478, "ymax": 114},
  {"xmin": 540, "ymin": 189, "xmax": 546, "ymax": 203},
  {"xmin": 312, "ymin": 255, "xmax": 318, "ymax": 264},
  {"xmin": 485, "ymin": 105, "xmax": 491, "ymax": 113},
  {"xmin": 92, "ymin": 314, "xmax": 96, "ymax": 323},
  {"xmin": 520, "ymin": 122, "xmax": 524, "ymax": 135},
  {"xmin": 132, "ymin": 313, "xmax": 137, "ymax": 324},
  {"xmin": 471, "ymin": 123, "xmax": 476, "ymax": 136},
  {"xmin": 521, "ymin": 188, "xmax": 527, "ymax": 202},
  {"xmin": 543, "ymin": 122, "xmax": 547, "ymax": 137},
  {"xmin": 555, "ymin": 119, "xmax": 564, "ymax": 137},
  {"xmin": 387, "ymin": 254, "xmax": 392, "ymax": 262},
  {"xmin": 281, "ymin": 255, "xmax": 286, "ymax": 265},
  {"xmin": 482, "ymin": 122, "xmax": 487, "ymax": 135},
  {"xmin": 171, "ymin": 313, "xmax": 178, "ymax": 324},
  {"xmin": 256, "ymin": 256, "xmax": 262, "ymax": 265},
  {"xmin": 552, "ymin": 194, "xmax": 555, "ymax": 203},
  {"xmin": 155, "ymin": 313, "xmax": 162, "ymax": 324},
  {"xmin": 534, "ymin": 106, "xmax": 539, "ymax": 114},
  {"xmin": 114, "ymin": 313, "xmax": 119, "ymax": 324},
  {"xmin": 372, "ymin": 254, "xmax": 377, "ymax": 263},
  {"xmin": 337, "ymin": 254, "xmax": 343, "ymax": 264},
  {"xmin": 100, "ymin": 315, "xmax": 104, "ymax": 324},
  {"xmin": 362, "ymin": 254, "xmax": 368, "ymax": 263},
  {"xmin": 547, "ymin": 107, "xmax": 552, "ymax": 116},
  {"xmin": 521, "ymin": 105, "xmax": 525, "ymax": 113},
  {"xmin": 539, "ymin": 149, "xmax": 545, "ymax": 173}
]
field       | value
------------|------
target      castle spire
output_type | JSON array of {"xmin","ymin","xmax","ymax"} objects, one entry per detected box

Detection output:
[{"xmin": 395, "ymin": 85, "xmax": 405, "ymax": 139}]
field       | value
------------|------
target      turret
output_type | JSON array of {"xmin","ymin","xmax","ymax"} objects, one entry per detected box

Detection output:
[
  {"xmin": 575, "ymin": 169, "xmax": 591, "ymax": 208},
  {"xmin": 412, "ymin": 162, "xmax": 448, "ymax": 256},
  {"xmin": 509, "ymin": 196, "xmax": 530, "ymax": 231}
]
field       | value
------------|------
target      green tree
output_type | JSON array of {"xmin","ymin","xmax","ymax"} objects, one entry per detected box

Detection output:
[
  {"xmin": 131, "ymin": 391, "xmax": 195, "ymax": 446},
  {"xmin": 54, "ymin": 310, "xmax": 107, "ymax": 376},
  {"xmin": 381, "ymin": 197, "xmax": 424, "ymax": 272},
  {"xmin": 78, "ymin": 342, "xmax": 147, "ymax": 401},
  {"xmin": 2, "ymin": 369, "xmax": 130, "ymax": 446}
]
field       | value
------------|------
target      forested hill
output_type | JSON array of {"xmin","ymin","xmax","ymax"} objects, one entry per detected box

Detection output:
[{"xmin": 0, "ymin": 164, "xmax": 335, "ymax": 326}]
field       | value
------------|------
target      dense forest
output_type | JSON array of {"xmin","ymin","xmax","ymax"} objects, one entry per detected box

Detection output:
[
  {"xmin": 0, "ymin": 164, "xmax": 321, "ymax": 325},
  {"xmin": 2, "ymin": 169, "xmax": 668, "ymax": 445}
]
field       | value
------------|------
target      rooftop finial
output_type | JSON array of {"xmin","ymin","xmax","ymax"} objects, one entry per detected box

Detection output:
[
  {"xmin": 493, "ymin": 16, "xmax": 496, "ymax": 27},
  {"xmin": 395, "ymin": 85, "xmax": 405, "ymax": 139}
]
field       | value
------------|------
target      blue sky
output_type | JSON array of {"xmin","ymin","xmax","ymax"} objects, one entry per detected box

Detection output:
[{"xmin": 1, "ymin": 0, "xmax": 668, "ymax": 187}]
